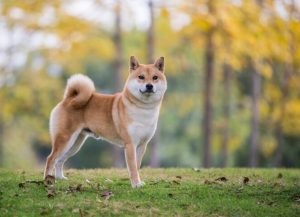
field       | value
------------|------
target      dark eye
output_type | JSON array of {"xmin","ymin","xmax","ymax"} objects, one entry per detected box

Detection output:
[
  {"xmin": 153, "ymin": 75, "xmax": 158, "ymax": 80},
  {"xmin": 138, "ymin": 75, "xmax": 145, "ymax": 80}
]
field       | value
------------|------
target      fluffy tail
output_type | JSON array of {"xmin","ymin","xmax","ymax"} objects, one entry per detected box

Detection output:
[{"xmin": 63, "ymin": 74, "xmax": 95, "ymax": 109}]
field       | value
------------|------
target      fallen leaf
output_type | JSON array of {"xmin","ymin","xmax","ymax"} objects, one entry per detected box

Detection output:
[
  {"xmin": 100, "ymin": 191, "xmax": 113, "ymax": 200},
  {"xmin": 85, "ymin": 179, "xmax": 91, "ymax": 184},
  {"xmin": 277, "ymin": 173, "xmax": 283, "ymax": 179},
  {"xmin": 67, "ymin": 184, "xmax": 83, "ymax": 193},
  {"xmin": 47, "ymin": 188, "xmax": 55, "ymax": 198},
  {"xmin": 172, "ymin": 180, "xmax": 181, "ymax": 185},
  {"xmin": 40, "ymin": 208, "xmax": 51, "ymax": 215},
  {"xmin": 76, "ymin": 184, "xmax": 83, "ymax": 191},
  {"xmin": 168, "ymin": 193, "xmax": 174, "ymax": 198},
  {"xmin": 18, "ymin": 182, "xmax": 26, "ymax": 188},
  {"xmin": 257, "ymin": 179, "xmax": 263, "ymax": 184},
  {"xmin": 273, "ymin": 182, "xmax": 284, "ymax": 187},
  {"xmin": 149, "ymin": 179, "xmax": 163, "ymax": 185},
  {"xmin": 26, "ymin": 180, "xmax": 44, "ymax": 185},
  {"xmin": 104, "ymin": 178, "xmax": 113, "ymax": 183},
  {"xmin": 257, "ymin": 200, "xmax": 275, "ymax": 206},
  {"xmin": 79, "ymin": 208, "xmax": 83, "ymax": 217},
  {"xmin": 44, "ymin": 175, "xmax": 55, "ymax": 186},
  {"xmin": 72, "ymin": 208, "xmax": 80, "ymax": 213},
  {"xmin": 204, "ymin": 180, "xmax": 217, "ymax": 185},
  {"xmin": 193, "ymin": 168, "xmax": 200, "ymax": 172},
  {"xmin": 243, "ymin": 177, "xmax": 250, "ymax": 185},
  {"xmin": 55, "ymin": 203, "xmax": 65, "ymax": 210},
  {"xmin": 215, "ymin": 177, "xmax": 227, "ymax": 182},
  {"xmin": 176, "ymin": 176, "xmax": 182, "ymax": 179}
]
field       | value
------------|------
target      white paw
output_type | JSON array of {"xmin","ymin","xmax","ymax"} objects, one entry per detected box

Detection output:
[
  {"xmin": 56, "ymin": 175, "xmax": 68, "ymax": 180},
  {"xmin": 132, "ymin": 181, "xmax": 145, "ymax": 188}
]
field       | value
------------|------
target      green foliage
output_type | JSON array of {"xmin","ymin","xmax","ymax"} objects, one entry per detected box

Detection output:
[{"xmin": 1, "ymin": 0, "xmax": 300, "ymax": 168}]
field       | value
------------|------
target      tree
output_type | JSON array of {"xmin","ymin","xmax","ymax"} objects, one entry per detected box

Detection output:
[
  {"xmin": 220, "ymin": 63, "xmax": 232, "ymax": 167},
  {"xmin": 274, "ymin": 0, "xmax": 297, "ymax": 166},
  {"xmin": 202, "ymin": 0, "xmax": 216, "ymax": 168},
  {"xmin": 250, "ymin": 64, "xmax": 261, "ymax": 167},
  {"xmin": 112, "ymin": 0, "xmax": 125, "ymax": 167}
]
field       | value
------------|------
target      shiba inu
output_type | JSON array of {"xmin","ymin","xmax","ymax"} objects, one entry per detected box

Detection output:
[{"xmin": 44, "ymin": 56, "xmax": 167, "ymax": 188}]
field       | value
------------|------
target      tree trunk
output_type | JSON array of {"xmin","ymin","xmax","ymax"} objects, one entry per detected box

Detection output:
[
  {"xmin": 202, "ymin": 1, "xmax": 215, "ymax": 168},
  {"xmin": 112, "ymin": 0, "xmax": 124, "ymax": 168},
  {"xmin": 0, "ymin": 122, "xmax": 3, "ymax": 166},
  {"xmin": 220, "ymin": 64, "xmax": 231, "ymax": 167},
  {"xmin": 249, "ymin": 67, "xmax": 261, "ymax": 167},
  {"xmin": 274, "ymin": 68, "xmax": 290, "ymax": 167},
  {"xmin": 275, "ymin": 0, "xmax": 296, "ymax": 167}
]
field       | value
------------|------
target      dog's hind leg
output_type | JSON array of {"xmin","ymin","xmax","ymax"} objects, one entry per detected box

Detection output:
[
  {"xmin": 44, "ymin": 133, "xmax": 72, "ymax": 179},
  {"xmin": 54, "ymin": 131, "xmax": 87, "ymax": 179}
]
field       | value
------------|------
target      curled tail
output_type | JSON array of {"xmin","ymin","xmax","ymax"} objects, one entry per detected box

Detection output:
[{"xmin": 63, "ymin": 74, "xmax": 95, "ymax": 109}]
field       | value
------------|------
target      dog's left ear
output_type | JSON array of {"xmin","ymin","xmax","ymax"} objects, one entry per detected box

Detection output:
[{"xmin": 154, "ymin": 57, "xmax": 164, "ymax": 72}]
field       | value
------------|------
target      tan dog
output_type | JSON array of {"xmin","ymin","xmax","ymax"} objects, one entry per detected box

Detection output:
[{"xmin": 44, "ymin": 56, "xmax": 167, "ymax": 188}]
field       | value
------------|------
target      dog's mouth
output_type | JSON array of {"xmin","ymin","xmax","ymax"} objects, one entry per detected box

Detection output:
[{"xmin": 139, "ymin": 89, "xmax": 155, "ymax": 95}]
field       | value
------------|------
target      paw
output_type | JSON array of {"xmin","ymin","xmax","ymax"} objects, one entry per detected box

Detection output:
[
  {"xmin": 131, "ymin": 181, "xmax": 145, "ymax": 188},
  {"xmin": 55, "ymin": 175, "xmax": 68, "ymax": 180}
]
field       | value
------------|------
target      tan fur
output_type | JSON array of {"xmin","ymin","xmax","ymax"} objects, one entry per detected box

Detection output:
[{"xmin": 44, "ymin": 56, "xmax": 167, "ymax": 188}]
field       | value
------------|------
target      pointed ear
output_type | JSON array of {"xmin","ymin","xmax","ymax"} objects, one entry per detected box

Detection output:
[
  {"xmin": 129, "ymin": 56, "xmax": 139, "ymax": 71},
  {"xmin": 154, "ymin": 57, "xmax": 164, "ymax": 72}
]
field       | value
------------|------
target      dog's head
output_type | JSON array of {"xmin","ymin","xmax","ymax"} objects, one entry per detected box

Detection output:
[{"xmin": 126, "ymin": 56, "xmax": 167, "ymax": 103}]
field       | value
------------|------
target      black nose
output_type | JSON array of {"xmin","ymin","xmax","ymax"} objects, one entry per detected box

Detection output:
[{"xmin": 146, "ymin": 83, "xmax": 153, "ymax": 90}]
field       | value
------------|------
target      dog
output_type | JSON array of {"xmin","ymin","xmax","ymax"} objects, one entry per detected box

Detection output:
[{"xmin": 44, "ymin": 56, "xmax": 167, "ymax": 188}]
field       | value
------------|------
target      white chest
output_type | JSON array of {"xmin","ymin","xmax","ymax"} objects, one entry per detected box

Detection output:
[{"xmin": 127, "ymin": 107, "xmax": 159, "ymax": 146}]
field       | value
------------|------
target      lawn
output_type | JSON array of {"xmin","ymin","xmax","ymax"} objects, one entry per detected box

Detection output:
[{"xmin": 0, "ymin": 168, "xmax": 299, "ymax": 216}]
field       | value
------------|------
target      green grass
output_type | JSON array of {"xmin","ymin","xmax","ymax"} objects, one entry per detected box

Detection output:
[{"xmin": 0, "ymin": 168, "xmax": 300, "ymax": 217}]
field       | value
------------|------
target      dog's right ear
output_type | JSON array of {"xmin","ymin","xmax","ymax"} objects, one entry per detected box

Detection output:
[{"xmin": 129, "ymin": 56, "xmax": 139, "ymax": 71}]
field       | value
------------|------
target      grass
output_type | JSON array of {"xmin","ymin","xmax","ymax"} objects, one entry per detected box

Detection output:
[{"xmin": 0, "ymin": 168, "xmax": 300, "ymax": 217}]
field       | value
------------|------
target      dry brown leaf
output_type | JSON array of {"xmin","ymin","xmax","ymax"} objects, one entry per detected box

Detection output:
[
  {"xmin": 243, "ymin": 177, "xmax": 250, "ymax": 185},
  {"xmin": 79, "ymin": 208, "xmax": 83, "ymax": 217},
  {"xmin": 277, "ymin": 173, "xmax": 283, "ymax": 179},
  {"xmin": 215, "ymin": 177, "xmax": 228, "ymax": 182},
  {"xmin": 27, "ymin": 180, "xmax": 44, "ymax": 185},
  {"xmin": 47, "ymin": 188, "xmax": 55, "ymax": 198},
  {"xmin": 204, "ymin": 180, "xmax": 217, "ymax": 185},
  {"xmin": 18, "ymin": 182, "xmax": 26, "ymax": 188},
  {"xmin": 168, "ymin": 193, "xmax": 174, "ymax": 198},
  {"xmin": 100, "ymin": 191, "xmax": 113, "ymax": 200},
  {"xmin": 172, "ymin": 180, "xmax": 181, "ymax": 185},
  {"xmin": 44, "ymin": 175, "xmax": 55, "ymax": 186},
  {"xmin": 176, "ymin": 176, "xmax": 182, "ymax": 179},
  {"xmin": 67, "ymin": 184, "xmax": 83, "ymax": 193}
]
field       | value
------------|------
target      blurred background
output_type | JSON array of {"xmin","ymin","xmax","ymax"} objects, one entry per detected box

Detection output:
[{"xmin": 0, "ymin": 0, "xmax": 300, "ymax": 169}]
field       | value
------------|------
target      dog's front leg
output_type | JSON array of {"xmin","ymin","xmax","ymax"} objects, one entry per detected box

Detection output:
[
  {"xmin": 124, "ymin": 143, "xmax": 144, "ymax": 188},
  {"xmin": 136, "ymin": 143, "xmax": 147, "ymax": 169}
]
